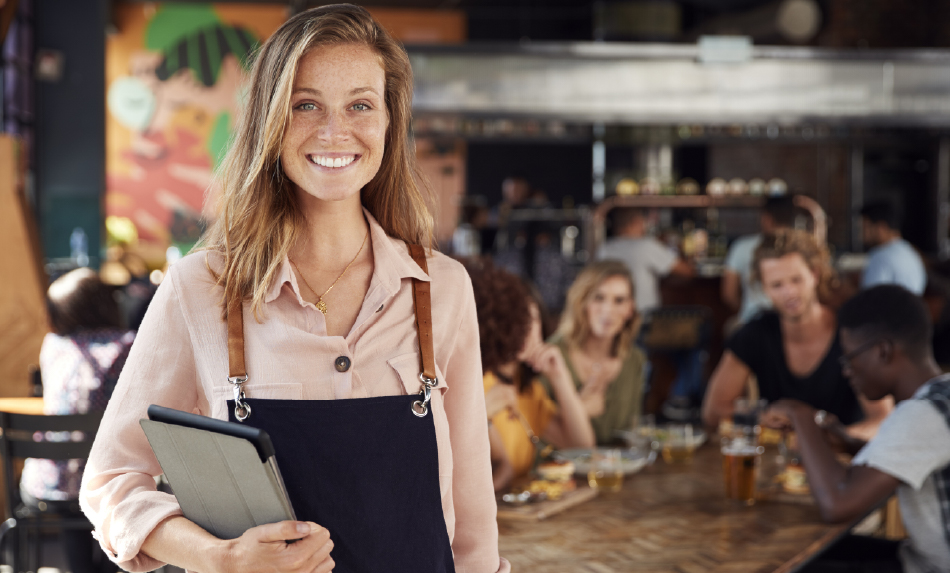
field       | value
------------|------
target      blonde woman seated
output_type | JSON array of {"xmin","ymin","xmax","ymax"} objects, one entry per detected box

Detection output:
[
  {"xmin": 464, "ymin": 259, "xmax": 594, "ymax": 490},
  {"xmin": 548, "ymin": 260, "xmax": 647, "ymax": 445}
]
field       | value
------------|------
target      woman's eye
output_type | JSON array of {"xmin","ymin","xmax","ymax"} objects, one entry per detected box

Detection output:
[
  {"xmin": 352, "ymin": 102, "xmax": 371, "ymax": 111},
  {"xmin": 295, "ymin": 102, "xmax": 317, "ymax": 111}
]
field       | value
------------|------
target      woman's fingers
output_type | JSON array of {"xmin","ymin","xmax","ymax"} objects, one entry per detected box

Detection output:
[{"xmin": 252, "ymin": 520, "xmax": 315, "ymax": 544}]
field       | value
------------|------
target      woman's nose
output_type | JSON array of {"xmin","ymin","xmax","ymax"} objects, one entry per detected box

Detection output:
[{"xmin": 318, "ymin": 110, "xmax": 349, "ymax": 140}]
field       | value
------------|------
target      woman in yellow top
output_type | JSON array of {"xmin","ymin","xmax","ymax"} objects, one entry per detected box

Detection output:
[
  {"xmin": 550, "ymin": 260, "xmax": 648, "ymax": 445},
  {"xmin": 463, "ymin": 259, "xmax": 594, "ymax": 490}
]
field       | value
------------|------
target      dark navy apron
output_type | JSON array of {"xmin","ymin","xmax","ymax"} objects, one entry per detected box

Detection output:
[{"xmin": 225, "ymin": 245, "xmax": 455, "ymax": 573}]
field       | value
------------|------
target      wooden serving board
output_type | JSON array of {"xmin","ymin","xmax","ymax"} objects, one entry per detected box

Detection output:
[{"xmin": 497, "ymin": 486, "xmax": 599, "ymax": 521}]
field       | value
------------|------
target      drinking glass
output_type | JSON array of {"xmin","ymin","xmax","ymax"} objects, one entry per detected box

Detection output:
[
  {"xmin": 721, "ymin": 435, "xmax": 764, "ymax": 505},
  {"xmin": 587, "ymin": 449, "xmax": 624, "ymax": 492},
  {"xmin": 660, "ymin": 424, "xmax": 698, "ymax": 463}
]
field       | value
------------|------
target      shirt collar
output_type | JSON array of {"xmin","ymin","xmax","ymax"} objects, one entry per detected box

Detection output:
[{"xmin": 263, "ymin": 207, "xmax": 429, "ymax": 305}]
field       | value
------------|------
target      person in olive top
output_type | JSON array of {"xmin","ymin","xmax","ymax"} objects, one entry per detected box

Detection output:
[
  {"xmin": 702, "ymin": 229, "xmax": 892, "ymax": 439},
  {"xmin": 548, "ymin": 260, "xmax": 648, "ymax": 445},
  {"xmin": 464, "ymin": 258, "xmax": 594, "ymax": 491}
]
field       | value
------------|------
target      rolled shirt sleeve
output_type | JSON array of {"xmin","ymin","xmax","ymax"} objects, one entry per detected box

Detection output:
[
  {"xmin": 440, "ymin": 270, "xmax": 510, "ymax": 573},
  {"xmin": 80, "ymin": 265, "xmax": 198, "ymax": 571}
]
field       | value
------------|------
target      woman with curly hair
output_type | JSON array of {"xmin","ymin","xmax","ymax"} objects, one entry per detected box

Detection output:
[
  {"xmin": 464, "ymin": 258, "xmax": 594, "ymax": 490},
  {"xmin": 702, "ymin": 229, "xmax": 892, "ymax": 440},
  {"xmin": 549, "ymin": 260, "xmax": 648, "ymax": 445}
]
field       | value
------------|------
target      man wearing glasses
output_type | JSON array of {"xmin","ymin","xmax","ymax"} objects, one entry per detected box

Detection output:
[
  {"xmin": 764, "ymin": 285, "xmax": 950, "ymax": 573},
  {"xmin": 702, "ymin": 229, "xmax": 891, "ymax": 439}
]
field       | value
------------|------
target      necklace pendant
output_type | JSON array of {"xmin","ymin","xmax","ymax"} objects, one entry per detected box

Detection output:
[{"xmin": 316, "ymin": 299, "xmax": 328, "ymax": 315}]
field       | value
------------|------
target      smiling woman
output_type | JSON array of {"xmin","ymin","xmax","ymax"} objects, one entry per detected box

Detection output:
[{"xmin": 80, "ymin": 5, "xmax": 508, "ymax": 573}]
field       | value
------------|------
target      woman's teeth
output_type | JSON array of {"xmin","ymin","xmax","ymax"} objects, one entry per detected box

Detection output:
[{"xmin": 309, "ymin": 155, "xmax": 356, "ymax": 168}]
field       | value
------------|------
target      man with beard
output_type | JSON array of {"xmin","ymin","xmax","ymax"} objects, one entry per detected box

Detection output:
[
  {"xmin": 763, "ymin": 285, "xmax": 950, "ymax": 573},
  {"xmin": 702, "ymin": 229, "xmax": 892, "ymax": 439}
]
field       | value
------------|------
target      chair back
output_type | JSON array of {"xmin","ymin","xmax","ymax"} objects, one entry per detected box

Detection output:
[{"xmin": 0, "ymin": 411, "xmax": 104, "ymax": 519}]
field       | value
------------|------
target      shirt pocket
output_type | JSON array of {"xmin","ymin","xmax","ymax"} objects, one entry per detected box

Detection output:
[
  {"xmin": 387, "ymin": 353, "xmax": 453, "ymax": 488},
  {"xmin": 210, "ymin": 383, "xmax": 303, "ymax": 419}
]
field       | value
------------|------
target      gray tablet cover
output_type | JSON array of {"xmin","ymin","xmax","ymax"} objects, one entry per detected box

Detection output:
[{"xmin": 140, "ymin": 419, "xmax": 295, "ymax": 540}]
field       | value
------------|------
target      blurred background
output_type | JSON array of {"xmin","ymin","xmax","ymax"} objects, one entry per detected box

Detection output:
[{"xmin": 7, "ymin": 0, "xmax": 950, "ymax": 398}]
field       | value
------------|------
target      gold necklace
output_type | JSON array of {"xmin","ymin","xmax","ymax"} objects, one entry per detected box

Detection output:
[{"xmin": 290, "ymin": 230, "xmax": 368, "ymax": 315}]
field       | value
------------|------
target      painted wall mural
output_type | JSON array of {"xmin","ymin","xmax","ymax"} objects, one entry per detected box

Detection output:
[{"xmin": 106, "ymin": 3, "xmax": 286, "ymax": 254}]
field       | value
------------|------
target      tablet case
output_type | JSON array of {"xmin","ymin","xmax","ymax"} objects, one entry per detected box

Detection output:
[{"xmin": 140, "ymin": 405, "xmax": 296, "ymax": 540}]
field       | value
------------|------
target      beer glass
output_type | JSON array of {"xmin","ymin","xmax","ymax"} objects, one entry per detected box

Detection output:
[
  {"xmin": 661, "ymin": 424, "xmax": 698, "ymax": 463},
  {"xmin": 721, "ymin": 436, "xmax": 764, "ymax": 505},
  {"xmin": 587, "ymin": 449, "xmax": 624, "ymax": 492}
]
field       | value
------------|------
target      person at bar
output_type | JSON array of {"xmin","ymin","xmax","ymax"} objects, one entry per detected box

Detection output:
[
  {"xmin": 721, "ymin": 195, "xmax": 797, "ymax": 326},
  {"xmin": 21, "ymin": 268, "xmax": 134, "ymax": 573},
  {"xmin": 596, "ymin": 207, "xmax": 702, "ymax": 421},
  {"xmin": 79, "ymin": 6, "xmax": 507, "ymax": 573},
  {"xmin": 860, "ymin": 198, "xmax": 926, "ymax": 295},
  {"xmin": 764, "ymin": 285, "xmax": 950, "ymax": 573},
  {"xmin": 702, "ymin": 229, "xmax": 892, "ymax": 438},
  {"xmin": 464, "ymin": 258, "xmax": 594, "ymax": 490},
  {"xmin": 547, "ymin": 260, "xmax": 647, "ymax": 445}
]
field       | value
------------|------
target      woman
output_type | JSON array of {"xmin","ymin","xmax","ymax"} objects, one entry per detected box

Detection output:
[
  {"xmin": 22, "ymin": 268, "xmax": 133, "ymax": 573},
  {"xmin": 80, "ymin": 6, "xmax": 506, "ymax": 573},
  {"xmin": 549, "ymin": 261, "xmax": 647, "ymax": 445},
  {"xmin": 465, "ymin": 259, "xmax": 594, "ymax": 490}
]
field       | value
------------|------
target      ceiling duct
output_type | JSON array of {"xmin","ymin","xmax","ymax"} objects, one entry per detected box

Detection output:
[{"xmin": 408, "ymin": 43, "xmax": 950, "ymax": 126}]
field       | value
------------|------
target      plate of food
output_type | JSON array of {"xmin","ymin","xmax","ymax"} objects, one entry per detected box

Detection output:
[{"xmin": 553, "ymin": 448, "xmax": 649, "ymax": 476}]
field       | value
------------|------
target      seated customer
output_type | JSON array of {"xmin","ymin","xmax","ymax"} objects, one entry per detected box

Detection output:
[
  {"xmin": 21, "ymin": 268, "xmax": 134, "ymax": 573},
  {"xmin": 465, "ymin": 258, "xmax": 594, "ymax": 490},
  {"xmin": 764, "ymin": 285, "xmax": 950, "ymax": 573},
  {"xmin": 549, "ymin": 261, "xmax": 647, "ymax": 445},
  {"xmin": 702, "ymin": 229, "xmax": 891, "ymax": 438}
]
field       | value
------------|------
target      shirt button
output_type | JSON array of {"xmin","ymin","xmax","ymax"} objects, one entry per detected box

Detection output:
[{"xmin": 334, "ymin": 356, "xmax": 351, "ymax": 372}]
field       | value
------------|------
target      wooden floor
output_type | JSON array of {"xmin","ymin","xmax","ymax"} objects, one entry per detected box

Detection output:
[{"xmin": 498, "ymin": 444, "xmax": 851, "ymax": 573}]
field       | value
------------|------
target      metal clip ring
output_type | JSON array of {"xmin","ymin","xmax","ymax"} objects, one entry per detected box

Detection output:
[
  {"xmin": 412, "ymin": 383, "xmax": 433, "ymax": 417},
  {"xmin": 228, "ymin": 375, "xmax": 251, "ymax": 422},
  {"xmin": 418, "ymin": 372, "xmax": 438, "ymax": 388}
]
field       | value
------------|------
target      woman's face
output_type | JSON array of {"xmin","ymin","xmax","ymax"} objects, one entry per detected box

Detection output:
[
  {"xmin": 280, "ymin": 43, "xmax": 389, "ymax": 206},
  {"xmin": 584, "ymin": 276, "xmax": 635, "ymax": 340},
  {"xmin": 517, "ymin": 302, "xmax": 543, "ymax": 361}
]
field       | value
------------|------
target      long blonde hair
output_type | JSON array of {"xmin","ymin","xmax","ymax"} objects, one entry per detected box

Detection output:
[
  {"xmin": 556, "ymin": 261, "xmax": 641, "ymax": 359},
  {"xmin": 202, "ymin": 4, "xmax": 433, "ymax": 319}
]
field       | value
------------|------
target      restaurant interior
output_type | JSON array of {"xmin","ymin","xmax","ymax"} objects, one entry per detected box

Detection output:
[{"xmin": 4, "ymin": 0, "xmax": 950, "ymax": 572}]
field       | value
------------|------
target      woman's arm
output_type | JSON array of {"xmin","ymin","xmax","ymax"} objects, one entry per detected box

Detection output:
[
  {"xmin": 141, "ymin": 515, "xmax": 334, "ymax": 573},
  {"xmin": 441, "ymin": 273, "xmax": 510, "ymax": 573},
  {"xmin": 80, "ymin": 267, "xmax": 204, "ymax": 571},
  {"xmin": 529, "ymin": 345, "xmax": 595, "ymax": 449}
]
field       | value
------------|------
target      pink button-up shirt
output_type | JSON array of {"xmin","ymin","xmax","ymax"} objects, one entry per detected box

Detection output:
[{"xmin": 80, "ymin": 211, "xmax": 509, "ymax": 573}]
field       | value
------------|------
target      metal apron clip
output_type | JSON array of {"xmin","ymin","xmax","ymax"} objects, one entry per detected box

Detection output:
[
  {"xmin": 412, "ymin": 373, "xmax": 438, "ymax": 417},
  {"xmin": 229, "ymin": 375, "xmax": 251, "ymax": 421}
]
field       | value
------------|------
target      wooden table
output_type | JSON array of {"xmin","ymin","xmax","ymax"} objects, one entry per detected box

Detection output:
[
  {"xmin": 498, "ymin": 444, "xmax": 857, "ymax": 573},
  {"xmin": 0, "ymin": 397, "xmax": 44, "ymax": 415}
]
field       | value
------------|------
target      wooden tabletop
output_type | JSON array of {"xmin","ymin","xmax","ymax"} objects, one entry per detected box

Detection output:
[
  {"xmin": 0, "ymin": 397, "xmax": 45, "ymax": 415},
  {"xmin": 498, "ymin": 443, "xmax": 855, "ymax": 573}
]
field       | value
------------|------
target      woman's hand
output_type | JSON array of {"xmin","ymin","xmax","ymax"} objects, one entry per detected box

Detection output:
[
  {"xmin": 522, "ymin": 344, "xmax": 568, "ymax": 385},
  {"xmin": 220, "ymin": 521, "xmax": 335, "ymax": 573},
  {"xmin": 485, "ymin": 382, "xmax": 518, "ymax": 420}
]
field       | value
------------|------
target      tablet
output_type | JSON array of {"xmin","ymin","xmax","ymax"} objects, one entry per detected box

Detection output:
[
  {"xmin": 147, "ymin": 404, "xmax": 276, "ymax": 462},
  {"xmin": 141, "ymin": 405, "xmax": 296, "ymax": 539}
]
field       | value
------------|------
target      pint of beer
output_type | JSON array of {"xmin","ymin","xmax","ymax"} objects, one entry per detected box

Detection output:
[{"xmin": 721, "ymin": 441, "xmax": 764, "ymax": 505}]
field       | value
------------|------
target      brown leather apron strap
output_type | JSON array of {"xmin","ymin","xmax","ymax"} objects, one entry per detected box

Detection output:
[
  {"xmin": 408, "ymin": 244, "xmax": 437, "ymax": 383},
  {"xmin": 225, "ymin": 244, "xmax": 437, "ymax": 407},
  {"xmin": 227, "ymin": 297, "xmax": 247, "ymax": 380}
]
